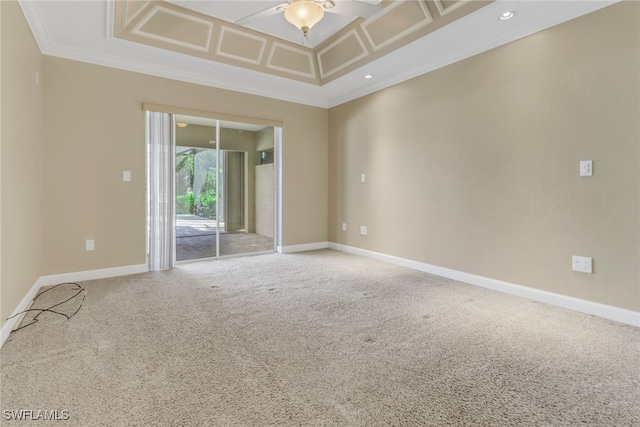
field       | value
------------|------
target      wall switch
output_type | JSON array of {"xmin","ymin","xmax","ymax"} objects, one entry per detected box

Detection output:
[
  {"xmin": 360, "ymin": 226, "xmax": 367, "ymax": 236},
  {"xmin": 572, "ymin": 256, "xmax": 592, "ymax": 273},
  {"xmin": 360, "ymin": 174, "xmax": 366, "ymax": 183},
  {"xmin": 123, "ymin": 171, "xmax": 131, "ymax": 182},
  {"xmin": 580, "ymin": 160, "xmax": 592, "ymax": 176},
  {"xmin": 342, "ymin": 223, "xmax": 347, "ymax": 232},
  {"xmin": 85, "ymin": 239, "xmax": 95, "ymax": 251}
]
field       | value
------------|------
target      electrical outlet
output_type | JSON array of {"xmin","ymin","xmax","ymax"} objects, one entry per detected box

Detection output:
[
  {"xmin": 85, "ymin": 239, "xmax": 95, "ymax": 251},
  {"xmin": 572, "ymin": 256, "xmax": 592, "ymax": 273},
  {"xmin": 360, "ymin": 226, "xmax": 367, "ymax": 236},
  {"xmin": 342, "ymin": 223, "xmax": 347, "ymax": 232}
]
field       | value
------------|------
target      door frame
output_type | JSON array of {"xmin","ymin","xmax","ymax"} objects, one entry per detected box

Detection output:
[{"xmin": 168, "ymin": 116, "xmax": 282, "ymax": 264}]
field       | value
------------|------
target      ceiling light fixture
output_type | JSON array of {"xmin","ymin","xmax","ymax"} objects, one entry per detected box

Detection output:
[
  {"xmin": 499, "ymin": 11, "xmax": 515, "ymax": 20},
  {"xmin": 176, "ymin": 122, "xmax": 188, "ymax": 128},
  {"xmin": 284, "ymin": 0, "xmax": 325, "ymax": 39},
  {"xmin": 364, "ymin": 74, "xmax": 373, "ymax": 79}
]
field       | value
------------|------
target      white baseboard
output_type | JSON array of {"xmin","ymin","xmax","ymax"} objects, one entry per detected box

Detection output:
[
  {"xmin": 35, "ymin": 264, "xmax": 148, "ymax": 287},
  {"xmin": 4, "ymin": 247, "xmax": 637, "ymax": 349},
  {"xmin": 1, "ymin": 281, "xmax": 42, "ymax": 348},
  {"xmin": 278, "ymin": 241, "xmax": 329, "ymax": 254},
  {"xmin": 329, "ymin": 243, "xmax": 640, "ymax": 328},
  {"xmin": 1, "ymin": 263, "xmax": 148, "ymax": 348}
]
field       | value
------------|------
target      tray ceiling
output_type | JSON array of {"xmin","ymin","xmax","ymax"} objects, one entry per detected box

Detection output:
[
  {"xmin": 114, "ymin": 0, "xmax": 491, "ymax": 85},
  {"xmin": 19, "ymin": 0, "xmax": 619, "ymax": 108}
]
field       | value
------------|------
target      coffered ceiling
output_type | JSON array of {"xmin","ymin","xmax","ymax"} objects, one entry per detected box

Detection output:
[
  {"xmin": 19, "ymin": 0, "xmax": 618, "ymax": 108},
  {"xmin": 167, "ymin": 0, "xmax": 380, "ymax": 48}
]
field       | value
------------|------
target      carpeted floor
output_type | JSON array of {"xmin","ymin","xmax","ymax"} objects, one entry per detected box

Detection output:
[{"xmin": 2, "ymin": 250, "xmax": 639, "ymax": 426}]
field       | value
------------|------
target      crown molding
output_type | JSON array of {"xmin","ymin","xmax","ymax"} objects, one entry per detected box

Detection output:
[
  {"xmin": 18, "ymin": 0, "xmax": 621, "ymax": 109},
  {"xmin": 18, "ymin": 0, "xmax": 52, "ymax": 52},
  {"xmin": 323, "ymin": 0, "xmax": 620, "ymax": 107},
  {"xmin": 43, "ymin": 39, "xmax": 331, "ymax": 108}
]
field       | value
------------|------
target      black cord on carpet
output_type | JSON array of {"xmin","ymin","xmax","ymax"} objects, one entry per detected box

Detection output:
[{"xmin": 7, "ymin": 282, "xmax": 86, "ymax": 333}]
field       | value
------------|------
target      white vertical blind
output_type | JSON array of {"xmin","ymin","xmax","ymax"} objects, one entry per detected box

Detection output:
[
  {"xmin": 215, "ymin": 120, "xmax": 221, "ymax": 259},
  {"xmin": 146, "ymin": 111, "xmax": 175, "ymax": 271}
]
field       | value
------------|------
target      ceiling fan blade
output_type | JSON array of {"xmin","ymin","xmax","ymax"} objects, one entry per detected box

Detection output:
[
  {"xmin": 328, "ymin": 0, "xmax": 382, "ymax": 18},
  {"xmin": 235, "ymin": 5, "xmax": 287, "ymax": 26}
]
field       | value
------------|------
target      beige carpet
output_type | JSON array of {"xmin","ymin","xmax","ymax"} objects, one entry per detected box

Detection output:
[{"xmin": 2, "ymin": 250, "xmax": 639, "ymax": 426}]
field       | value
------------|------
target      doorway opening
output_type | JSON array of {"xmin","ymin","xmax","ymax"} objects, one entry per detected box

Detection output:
[{"xmin": 174, "ymin": 115, "xmax": 279, "ymax": 262}]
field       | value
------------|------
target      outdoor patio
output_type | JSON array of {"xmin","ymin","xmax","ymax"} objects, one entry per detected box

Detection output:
[{"xmin": 176, "ymin": 215, "xmax": 274, "ymax": 260}]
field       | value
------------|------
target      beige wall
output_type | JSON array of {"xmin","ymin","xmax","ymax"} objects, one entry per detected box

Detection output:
[
  {"xmin": 328, "ymin": 2, "xmax": 640, "ymax": 311},
  {"xmin": 256, "ymin": 164, "xmax": 275, "ymax": 238},
  {"xmin": 1, "ymin": 0, "xmax": 43, "ymax": 327},
  {"xmin": 256, "ymin": 127, "xmax": 275, "ymax": 152},
  {"xmin": 255, "ymin": 128, "xmax": 275, "ymax": 238},
  {"xmin": 41, "ymin": 57, "xmax": 327, "ymax": 274}
]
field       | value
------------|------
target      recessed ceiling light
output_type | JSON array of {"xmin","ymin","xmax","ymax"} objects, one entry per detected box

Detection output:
[
  {"xmin": 499, "ymin": 11, "xmax": 515, "ymax": 20},
  {"xmin": 364, "ymin": 74, "xmax": 374, "ymax": 79}
]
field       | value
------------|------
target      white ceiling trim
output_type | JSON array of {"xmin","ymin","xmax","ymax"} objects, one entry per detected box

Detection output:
[
  {"xmin": 104, "ymin": 0, "xmax": 115, "ymax": 40},
  {"xmin": 44, "ymin": 39, "xmax": 332, "ymax": 107},
  {"xmin": 435, "ymin": 0, "xmax": 471, "ymax": 17},
  {"xmin": 121, "ymin": 1, "xmax": 147, "ymax": 27},
  {"xmin": 216, "ymin": 25, "xmax": 267, "ymax": 65},
  {"xmin": 322, "ymin": 0, "xmax": 621, "ymax": 107},
  {"xmin": 361, "ymin": 0, "xmax": 433, "ymax": 52},
  {"xmin": 18, "ymin": 0, "xmax": 52, "ymax": 52},
  {"xmin": 266, "ymin": 42, "xmax": 317, "ymax": 79},
  {"xmin": 20, "ymin": 0, "xmax": 331, "ymax": 107},
  {"xmin": 317, "ymin": 29, "xmax": 369, "ymax": 79},
  {"xmin": 19, "ymin": 0, "xmax": 621, "ymax": 109},
  {"xmin": 131, "ymin": 5, "xmax": 214, "ymax": 53}
]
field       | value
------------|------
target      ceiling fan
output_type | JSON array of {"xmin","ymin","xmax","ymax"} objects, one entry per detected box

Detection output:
[{"xmin": 235, "ymin": 0, "xmax": 382, "ymax": 39}]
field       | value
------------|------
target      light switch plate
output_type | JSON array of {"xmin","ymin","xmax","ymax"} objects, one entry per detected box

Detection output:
[
  {"xmin": 360, "ymin": 226, "xmax": 367, "ymax": 236},
  {"xmin": 579, "ymin": 161, "xmax": 592, "ymax": 176},
  {"xmin": 123, "ymin": 171, "xmax": 131, "ymax": 181},
  {"xmin": 360, "ymin": 174, "xmax": 366, "ymax": 183}
]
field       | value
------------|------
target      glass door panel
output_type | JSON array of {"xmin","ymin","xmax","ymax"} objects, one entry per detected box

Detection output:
[
  {"xmin": 175, "ymin": 146, "xmax": 219, "ymax": 261},
  {"xmin": 218, "ymin": 122, "xmax": 275, "ymax": 257}
]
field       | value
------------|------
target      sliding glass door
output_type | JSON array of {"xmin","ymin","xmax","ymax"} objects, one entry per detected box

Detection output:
[{"xmin": 173, "ymin": 115, "xmax": 277, "ymax": 261}]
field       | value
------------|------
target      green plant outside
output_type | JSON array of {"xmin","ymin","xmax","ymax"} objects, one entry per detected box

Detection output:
[
  {"xmin": 175, "ymin": 156, "xmax": 218, "ymax": 217},
  {"xmin": 176, "ymin": 190, "xmax": 194, "ymax": 215}
]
